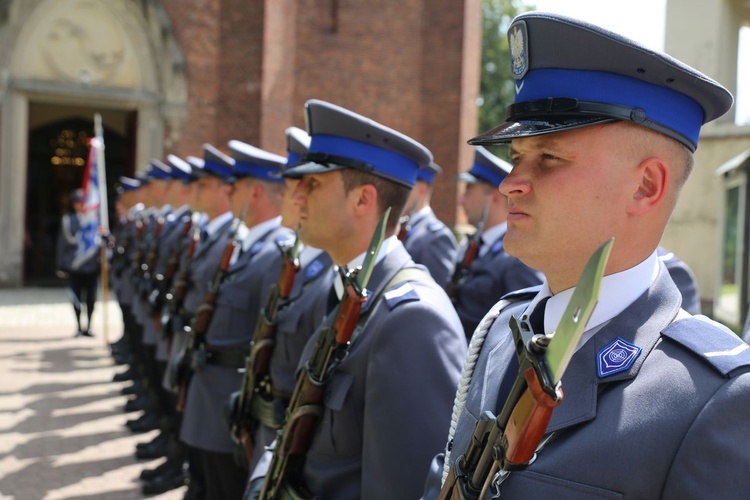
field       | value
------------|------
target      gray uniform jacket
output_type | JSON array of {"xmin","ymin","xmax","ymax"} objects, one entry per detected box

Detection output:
[
  {"xmin": 154, "ymin": 211, "xmax": 193, "ymax": 361},
  {"xmin": 403, "ymin": 209, "xmax": 458, "ymax": 287},
  {"xmin": 658, "ymin": 246, "xmax": 701, "ymax": 315},
  {"xmin": 254, "ymin": 243, "xmax": 467, "ymax": 499},
  {"xmin": 423, "ymin": 265, "xmax": 750, "ymax": 499},
  {"xmin": 251, "ymin": 249, "xmax": 335, "ymax": 470},
  {"xmin": 454, "ymin": 228, "xmax": 542, "ymax": 337},
  {"xmin": 180, "ymin": 225, "xmax": 294, "ymax": 453}
]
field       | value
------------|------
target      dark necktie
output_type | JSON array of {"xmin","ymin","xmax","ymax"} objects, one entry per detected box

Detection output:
[
  {"xmin": 496, "ymin": 297, "xmax": 550, "ymax": 413},
  {"xmin": 199, "ymin": 228, "xmax": 209, "ymax": 242}
]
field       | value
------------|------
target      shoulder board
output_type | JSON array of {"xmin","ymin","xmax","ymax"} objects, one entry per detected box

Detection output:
[
  {"xmin": 500, "ymin": 284, "xmax": 542, "ymax": 302},
  {"xmin": 427, "ymin": 220, "xmax": 444, "ymax": 233},
  {"xmin": 662, "ymin": 316, "xmax": 750, "ymax": 376},
  {"xmin": 384, "ymin": 281, "xmax": 420, "ymax": 310}
]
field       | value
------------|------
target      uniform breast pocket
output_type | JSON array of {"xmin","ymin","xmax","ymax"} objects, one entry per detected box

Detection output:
[
  {"xmin": 215, "ymin": 286, "xmax": 253, "ymax": 343},
  {"xmin": 502, "ymin": 471, "xmax": 624, "ymax": 499},
  {"xmin": 276, "ymin": 305, "xmax": 305, "ymax": 364},
  {"xmin": 311, "ymin": 372, "xmax": 361, "ymax": 458}
]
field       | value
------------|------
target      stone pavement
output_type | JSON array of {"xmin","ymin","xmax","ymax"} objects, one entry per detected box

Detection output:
[{"xmin": 0, "ymin": 288, "xmax": 185, "ymax": 500}]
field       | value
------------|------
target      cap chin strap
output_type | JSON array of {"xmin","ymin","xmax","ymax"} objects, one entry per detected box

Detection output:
[{"xmin": 507, "ymin": 97, "xmax": 646, "ymax": 123}]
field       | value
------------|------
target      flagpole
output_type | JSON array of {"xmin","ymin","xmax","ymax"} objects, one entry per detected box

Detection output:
[{"xmin": 94, "ymin": 113, "xmax": 111, "ymax": 346}]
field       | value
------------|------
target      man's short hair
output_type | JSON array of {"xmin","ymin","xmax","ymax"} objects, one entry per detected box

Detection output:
[{"xmin": 341, "ymin": 169, "xmax": 409, "ymax": 232}]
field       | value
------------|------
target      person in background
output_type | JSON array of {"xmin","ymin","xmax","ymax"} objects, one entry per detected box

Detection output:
[
  {"xmin": 56, "ymin": 188, "xmax": 100, "ymax": 337},
  {"xmin": 399, "ymin": 161, "xmax": 459, "ymax": 287}
]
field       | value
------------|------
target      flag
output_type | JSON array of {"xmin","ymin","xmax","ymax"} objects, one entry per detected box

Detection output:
[{"xmin": 72, "ymin": 136, "xmax": 103, "ymax": 269}]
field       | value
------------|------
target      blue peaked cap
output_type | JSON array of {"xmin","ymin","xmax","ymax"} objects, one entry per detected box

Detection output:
[
  {"xmin": 167, "ymin": 155, "xmax": 193, "ymax": 182},
  {"xmin": 469, "ymin": 12, "xmax": 734, "ymax": 152},
  {"xmin": 202, "ymin": 144, "xmax": 234, "ymax": 180},
  {"xmin": 227, "ymin": 140, "xmax": 286, "ymax": 183},
  {"xmin": 285, "ymin": 126, "xmax": 311, "ymax": 168},
  {"xmin": 147, "ymin": 159, "xmax": 172, "ymax": 181},
  {"xmin": 416, "ymin": 161, "xmax": 442, "ymax": 185},
  {"xmin": 458, "ymin": 147, "xmax": 511, "ymax": 188},
  {"xmin": 284, "ymin": 100, "xmax": 432, "ymax": 188},
  {"xmin": 118, "ymin": 176, "xmax": 141, "ymax": 192}
]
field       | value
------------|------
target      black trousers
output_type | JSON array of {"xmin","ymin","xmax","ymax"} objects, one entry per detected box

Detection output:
[
  {"xmin": 192, "ymin": 447, "xmax": 247, "ymax": 500},
  {"xmin": 67, "ymin": 272, "xmax": 98, "ymax": 330}
]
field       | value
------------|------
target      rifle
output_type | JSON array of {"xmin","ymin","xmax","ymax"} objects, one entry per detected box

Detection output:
[
  {"xmin": 445, "ymin": 200, "xmax": 489, "ymax": 301},
  {"xmin": 229, "ymin": 231, "xmax": 302, "ymax": 467},
  {"xmin": 259, "ymin": 208, "xmax": 390, "ymax": 500},
  {"xmin": 140, "ymin": 216, "xmax": 165, "ymax": 306},
  {"xmin": 151, "ymin": 214, "xmax": 194, "ymax": 329},
  {"xmin": 176, "ymin": 211, "xmax": 246, "ymax": 413},
  {"xmin": 129, "ymin": 215, "xmax": 148, "ymax": 281},
  {"xmin": 438, "ymin": 239, "xmax": 613, "ymax": 499},
  {"xmin": 397, "ymin": 200, "xmax": 418, "ymax": 242}
]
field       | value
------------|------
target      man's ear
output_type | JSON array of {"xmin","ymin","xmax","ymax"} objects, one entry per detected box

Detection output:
[
  {"xmin": 352, "ymin": 184, "xmax": 379, "ymax": 215},
  {"xmin": 628, "ymin": 157, "xmax": 668, "ymax": 215}
]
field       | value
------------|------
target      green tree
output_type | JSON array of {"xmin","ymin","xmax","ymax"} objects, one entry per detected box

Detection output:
[{"xmin": 478, "ymin": 0, "xmax": 531, "ymax": 157}]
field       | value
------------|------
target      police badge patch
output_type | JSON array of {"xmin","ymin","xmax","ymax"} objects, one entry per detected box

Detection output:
[
  {"xmin": 597, "ymin": 337, "xmax": 641, "ymax": 378},
  {"xmin": 509, "ymin": 20, "xmax": 529, "ymax": 81}
]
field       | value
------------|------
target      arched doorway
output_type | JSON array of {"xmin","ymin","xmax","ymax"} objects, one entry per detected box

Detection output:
[{"xmin": 24, "ymin": 109, "xmax": 135, "ymax": 285}]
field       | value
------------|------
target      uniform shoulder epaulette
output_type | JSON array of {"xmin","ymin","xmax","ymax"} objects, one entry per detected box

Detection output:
[
  {"xmin": 384, "ymin": 281, "xmax": 420, "ymax": 310},
  {"xmin": 662, "ymin": 316, "xmax": 750, "ymax": 376},
  {"xmin": 500, "ymin": 284, "xmax": 542, "ymax": 302},
  {"xmin": 427, "ymin": 220, "xmax": 444, "ymax": 233}
]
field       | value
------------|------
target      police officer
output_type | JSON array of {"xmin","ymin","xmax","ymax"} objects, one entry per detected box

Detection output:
[
  {"xmin": 178, "ymin": 140, "xmax": 293, "ymax": 499},
  {"xmin": 449, "ymin": 146, "xmax": 542, "ymax": 338},
  {"xmin": 658, "ymin": 246, "xmax": 701, "ymax": 315},
  {"xmin": 249, "ymin": 100, "xmax": 467, "ymax": 499},
  {"xmin": 423, "ymin": 12, "xmax": 750, "ymax": 498},
  {"xmin": 237, "ymin": 126, "xmax": 335, "ymax": 476},
  {"xmin": 399, "ymin": 161, "xmax": 459, "ymax": 287}
]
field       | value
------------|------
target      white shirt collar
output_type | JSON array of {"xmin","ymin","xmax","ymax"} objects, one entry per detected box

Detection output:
[
  {"xmin": 334, "ymin": 235, "xmax": 400, "ymax": 298},
  {"xmin": 408, "ymin": 206, "xmax": 433, "ymax": 225},
  {"xmin": 528, "ymin": 250, "xmax": 659, "ymax": 349},
  {"xmin": 241, "ymin": 216, "xmax": 282, "ymax": 251},
  {"xmin": 204, "ymin": 210, "xmax": 233, "ymax": 236},
  {"xmin": 478, "ymin": 222, "xmax": 507, "ymax": 257}
]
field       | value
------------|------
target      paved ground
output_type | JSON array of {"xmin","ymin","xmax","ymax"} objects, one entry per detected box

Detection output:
[{"xmin": 0, "ymin": 288, "xmax": 185, "ymax": 500}]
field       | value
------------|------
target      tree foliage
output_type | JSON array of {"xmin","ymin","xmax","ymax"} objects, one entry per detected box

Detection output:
[{"xmin": 478, "ymin": 0, "xmax": 531, "ymax": 157}]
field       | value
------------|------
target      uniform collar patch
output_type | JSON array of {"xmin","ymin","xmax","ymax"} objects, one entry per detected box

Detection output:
[
  {"xmin": 597, "ymin": 337, "xmax": 642, "ymax": 378},
  {"xmin": 305, "ymin": 258, "xmax": 325, "ymax": 280}
]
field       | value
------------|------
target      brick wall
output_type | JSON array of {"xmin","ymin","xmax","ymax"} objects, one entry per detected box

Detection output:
[{"xmin": 159, "ymin": 0, "xmax": 480, "ymax": 224}]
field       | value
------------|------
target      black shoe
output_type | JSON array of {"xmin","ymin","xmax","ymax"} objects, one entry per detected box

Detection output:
[
  {"xmin": 81, "ymin": 329, "xmax": 94, "ymax": 337},
  {"xmin": 74, "ymin": 329, "xmax": 84, "ymax": 338},
  {"xmin": 139, "ymin": 458, "xmax": 178, "ymax": 481},
  {"xmin": 142, "ymin": 467, "xmax": 188, "ymax": 495},
  {"xmin": 136, "ymin": 431, "xmax": 169, "ymax": 451},
  {"xmin": 136, "ymin": 433, "xmax": 170, "ymax": 459},
  {"xmin": 121, "ymin": 380, "xmax": 143, "ymax": 396},
  {"xmin": 113, "ymin": 367, "xmax": 134, "ymax": 382},
  {"xmin": 124, "ymin": 394, "xmax": 152, "ymax": 413},
  {"xmin": 126, "ymin": 412, "xmax": 161, "ymax": 433},
  {"xmin": 113, "ymin": 353, "xmax": 130, "ymax": 365}
]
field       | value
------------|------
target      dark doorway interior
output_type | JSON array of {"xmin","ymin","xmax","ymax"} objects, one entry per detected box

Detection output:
[{"xmin": 25, "ymin": 105, "xmax": 136, "ymax": 286}]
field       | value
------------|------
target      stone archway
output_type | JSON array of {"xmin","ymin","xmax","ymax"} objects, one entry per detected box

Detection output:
[{"xmin": 0, "ymin": 0, "xmax": 188, "ymax": 286}]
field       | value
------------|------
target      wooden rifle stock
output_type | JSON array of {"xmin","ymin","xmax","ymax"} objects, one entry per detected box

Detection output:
[
  {"xmin": 232, "ymin": 240, "xmax": 301, "ymax": 466},
  {"xmin": 445, "ymin": 235, "xmax": 481, "ymax": 300},
  {"xmin": 152, "ymin": 218, "xmax": 194, "ymax": 328},
  {"xmin": 170, "ymin": 227, "xmax": 201, "ymax": 311},
  {"xmin": 260, "ymin": 280, "xmax": 366, "ymax": 500}
]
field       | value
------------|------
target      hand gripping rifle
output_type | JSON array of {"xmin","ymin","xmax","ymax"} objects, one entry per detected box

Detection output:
[
  {"xmin": 445, "ymin": 200, "xmax": 490, "ymax": 301},
  {"xmin": 259, "ymin": 208, "xmax": 391, "ymax": 500},
  {"xmin": 438, "ymin": 238, "xmax": 613, "ymax": 499},
  {"xmin": 175, "ymin": 211, "xmax": 246, "ymax": 413},
  {"xmin": 229, "ymin": 231, "xmax": 301, "ymax": 467}
]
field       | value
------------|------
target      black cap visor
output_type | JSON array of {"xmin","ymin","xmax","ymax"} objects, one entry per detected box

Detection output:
[{"xmin": 469, "ymin": 115, "xmax": 616, "ymax": 146}]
